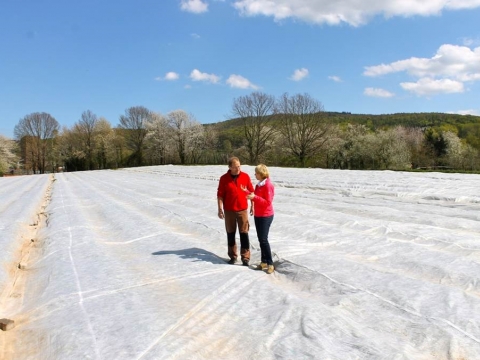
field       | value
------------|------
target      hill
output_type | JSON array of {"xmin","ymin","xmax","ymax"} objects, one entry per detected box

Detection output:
[{"xmin": 209, "ymin": 111, "xmax": 480, "ymax": 150}]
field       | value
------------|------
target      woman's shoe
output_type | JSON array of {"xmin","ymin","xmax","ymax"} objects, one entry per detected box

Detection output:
[
  {"xmin": 256, "ymin": 262, "xmax": 267, "ymax": 270},
  {"xmin": 266, "ymin": 265, "xmax": 274, "ymax": 274}
]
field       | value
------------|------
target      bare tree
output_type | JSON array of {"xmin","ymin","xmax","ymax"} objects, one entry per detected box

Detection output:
[
  {"xmin": 75, "ymin": 110, "xmax": 98, "ymax": 170},
  {"xmin": 14, "ymin": 112, "xmax": 59, "ymax": 173},
  {"xmin": 231, "ymin": 91, "xmax": 276, "ymax": 164},
  {"xmin": 119, "ymin": 106, "xmax": 152, "ymax": 166},
  {"xmin": 276, "ymin": 93, "xmax": 330, "ymax": 167}
]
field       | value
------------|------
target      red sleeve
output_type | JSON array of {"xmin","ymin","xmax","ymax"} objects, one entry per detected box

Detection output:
[
  {"xmin": 248, "ymin": 180, "xmax": 254, "ymax": 193},
  {"xmin": 217, "ymin": 175, "xmax": 225, "ymax": 198}
]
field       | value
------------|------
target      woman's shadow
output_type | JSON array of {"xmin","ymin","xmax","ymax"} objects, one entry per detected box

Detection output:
[{"xmin": 152, "ymin": 247, "xmax": 226, "ymax": 265}]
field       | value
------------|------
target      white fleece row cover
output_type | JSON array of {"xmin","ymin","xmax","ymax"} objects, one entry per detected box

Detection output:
[{"xmin": 1, "ymin": 165, "xmax": 479, "ymax": 359}]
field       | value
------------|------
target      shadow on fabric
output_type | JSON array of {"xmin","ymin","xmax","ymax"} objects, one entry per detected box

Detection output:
[{"xmin": 152, "ymin": 247, "xmax": 226, "ymax": 265}]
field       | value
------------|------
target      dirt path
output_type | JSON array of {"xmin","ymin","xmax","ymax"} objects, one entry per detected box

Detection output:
[{"xmin": 0, "ymin": 174, "xmax": 55, "ymax": 360}]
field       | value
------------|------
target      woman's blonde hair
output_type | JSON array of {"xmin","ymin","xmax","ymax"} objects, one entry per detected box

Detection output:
[{"xmin": 255, "ymin": 164, "xmax": 269, "ymax": 179}]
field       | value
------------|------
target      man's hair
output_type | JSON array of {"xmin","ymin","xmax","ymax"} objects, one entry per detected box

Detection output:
[
  {"xmin": 228, "ymin": 156, "xmax": 240, "ymax": 167},
  {"xmin": 255, "ymin": 164, "xmax": 269, "ymax": 178}
]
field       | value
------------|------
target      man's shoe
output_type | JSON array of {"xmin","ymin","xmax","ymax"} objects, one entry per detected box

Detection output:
[
  {"xmin": 228, "ymin": 258, "xmax": 237, "ymax": 265},
  {"xmin": 242, "ymin": 260, "xmax": 249, "ymax": 266},
  {"xmin": 256, "ymin": 262, "xmax": 267, "ymax": 270},
  {"xmin": 266, "ymin": 265, "xmax": 274, "ymax": 274}
]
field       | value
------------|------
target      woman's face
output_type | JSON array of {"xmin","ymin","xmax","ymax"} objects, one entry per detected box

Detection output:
[{"xmin": 254, "ymin": 171, "xmax": 262, "ymax": 180}]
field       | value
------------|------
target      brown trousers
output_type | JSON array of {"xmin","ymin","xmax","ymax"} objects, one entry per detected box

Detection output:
[{"xmin": 224, "ymin": 210, "xmax": 250, "ymax": 261}]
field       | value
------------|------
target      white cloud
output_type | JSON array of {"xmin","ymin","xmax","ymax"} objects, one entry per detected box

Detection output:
[
  {"xmin": 190, "ymin": 69, "xmax": 221, "ymax": 84},
  {"xmin": 226, "ymin": 74, "xmax": 259, "ymax": 89},
  {"xmin": 364, "ymin": 44, "xmax": 480, "ymax": 96},
  {"xmin": 364, "ymin": 44, "xmax": 480, "ymax": 81},
  {"xmin": 364, "ymin": 87, "xmax": 395, "ymax": 98},
  {"xmin": 191, "ymin": 33, "xmax": 201, "ymax": 39},
  {"xmin": 328, "ymin": 75, "xmax": 342, "ymax": 82},
  {"xmin": 290, "ymin": 68, "xmax": 309, "ymax": 81},
  {"xmin": 155, "ymin": 72, "xmax": 180, "ymax": 81},
  {"xmin": 462, "ymin": 37, "xmax": 480, "ymax": 48},
  {"xmin": 450, "ymin": 109, "xmax": 480, "ymax": 116},
  {"xmin": 181, "ymin": 0, "xmax": 208, "ymax": 13},
  {"xmin": 184, "ymin": 84, "xmax": 192, "ymax": 89},
  {"xmin": 165, "ymin": 72, "xmax": 180, "ymax": 81},
  {"xmin": 232, "ymin": 0, "xmax": 480, "ymax": 26},
  {"xmin": 400, "ymin": 78, "xmax": 464, "ymax": 96}
]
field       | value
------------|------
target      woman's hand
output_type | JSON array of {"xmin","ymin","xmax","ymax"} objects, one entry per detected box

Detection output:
[{"xmin": 246, "ymin": 193, "xmax": 254, "ymax": 200}]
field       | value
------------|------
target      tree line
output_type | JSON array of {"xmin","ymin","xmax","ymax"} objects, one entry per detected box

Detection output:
[{"xmin": 1, "ymin": 92, "xmax": 480, "ymax": 175}]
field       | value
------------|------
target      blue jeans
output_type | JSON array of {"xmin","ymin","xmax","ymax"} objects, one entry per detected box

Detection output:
[{"xmin": 254, "ymin": 215, "xmax": 274, "ymax": 265}]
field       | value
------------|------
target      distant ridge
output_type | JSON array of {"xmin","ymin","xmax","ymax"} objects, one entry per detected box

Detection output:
[{"xmin": 210, "ymin": 111, "xmax": 480, "ymax": 130}]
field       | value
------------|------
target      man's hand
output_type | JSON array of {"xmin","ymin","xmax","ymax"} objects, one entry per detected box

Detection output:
[{"xmin": 218, "ymin": 209, "xmax": 224, "ymax": 219}]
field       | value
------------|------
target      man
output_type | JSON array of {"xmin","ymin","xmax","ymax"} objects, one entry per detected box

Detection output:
[{"xmin": 217, "ymin": 157, "xmax": 254, "ymax": 265}]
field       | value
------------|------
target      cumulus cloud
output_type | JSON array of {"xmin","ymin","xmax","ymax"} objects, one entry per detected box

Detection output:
[
  {"xmin": 155, "ymin": 72, "xmax": 180, "ymax": 81},
  {"xmin": 400, "ymin": 78, "xmax": 464, "ymax": 96},
  {"xmin": 364, "ymin": 44, "xmax": 480, "ymax": 81},
  {"xmin": 232, "ymin": 0, "xmax": 480, "ymax": 26},
  {"xmin": 290, "ymin": 68, "xmax": 309, "ymax": 81},
  {"xmin": 328, "ymin": 75, "xmax": 342, "ymax": 82},
  {"xmin": 181, "ymin": 0, "xmax": 208, "ymax": 13},
  {"xmin": 364, "ymin": 88, "xmax": 395, "ymax": 98},
  {"xmin": 165, "ymin": 72, "xmax": 180, "ymax": 81},
  {"xmin": 226, "ymin": 74, "xmax": 259, "ymax": 89},
  {"xmin": 364, "ymin": 44, "xmax": 480, "ymax": 96},
  {"xmin": 190, "ymin": 69, "xmax": 221, "ymax": 84}
]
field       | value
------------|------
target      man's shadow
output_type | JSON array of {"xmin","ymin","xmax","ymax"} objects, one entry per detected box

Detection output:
[{"xmin": 152, "ymin": 247, "xmax": 226, "ymax": 265}]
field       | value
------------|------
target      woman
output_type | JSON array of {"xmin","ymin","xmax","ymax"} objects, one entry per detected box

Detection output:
[{"xmin": 243, "ymin": 164, "xmax": 275, "ymax": 274}]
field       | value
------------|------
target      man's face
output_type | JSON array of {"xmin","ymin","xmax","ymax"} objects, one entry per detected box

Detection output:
[{"xmin": 229, "ymin": 161, "xmax": 241, "ymax": 175}]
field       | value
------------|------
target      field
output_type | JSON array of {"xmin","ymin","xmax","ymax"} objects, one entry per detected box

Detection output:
[{"xmin": 1, "ymin": 166, "xmax": 480, "ymax": 359}]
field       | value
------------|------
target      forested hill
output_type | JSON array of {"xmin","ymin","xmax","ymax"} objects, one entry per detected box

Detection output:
[
  {"xmin": 213, "ymin": 111, "xmax": 480, "ymax": 130},
  {"xmin": 323, "ymin": 112, "xmax": 480, "ymax": 128},
  {"xmin": 210, "ymin": 111, "xmax": 480, "ymax": 154}
]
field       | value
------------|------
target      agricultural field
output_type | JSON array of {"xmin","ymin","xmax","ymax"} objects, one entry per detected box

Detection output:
[{"xmin": 1, "ymin": 166, "xmax": 480, "ymax": 359}]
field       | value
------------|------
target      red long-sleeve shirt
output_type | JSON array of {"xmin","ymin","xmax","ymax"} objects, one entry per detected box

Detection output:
[
  {"xmin": 217, "ymin": 171, "xmax": 254, "ymax": 211},
  {"xmin": 251, "ymin": 178, "xmax": 274, "ymax": 217}
]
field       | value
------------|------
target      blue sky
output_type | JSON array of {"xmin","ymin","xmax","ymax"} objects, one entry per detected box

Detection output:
[{"xmin": 1, "ymin": 0, "xmax": 480, "ymax": 138}]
